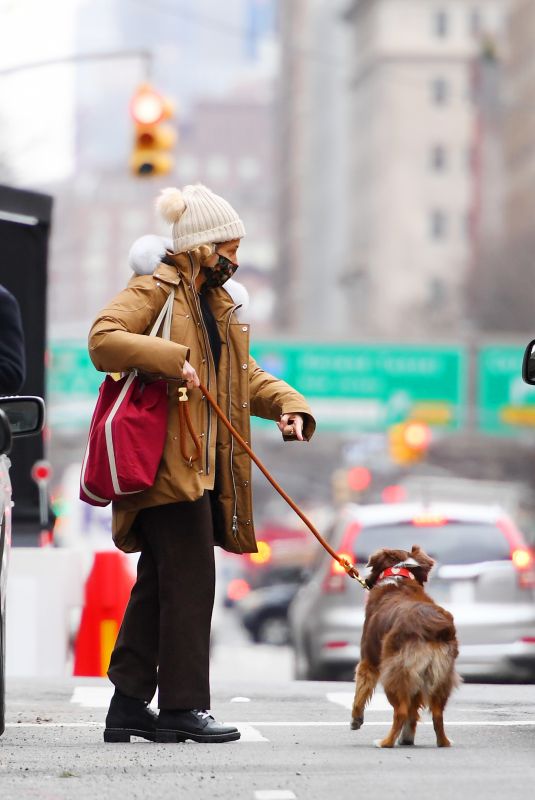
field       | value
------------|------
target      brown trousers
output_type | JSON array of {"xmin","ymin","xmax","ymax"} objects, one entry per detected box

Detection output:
[{"xmin": 107, "ymin": 495, "xmax": 215, "ymax": 710}]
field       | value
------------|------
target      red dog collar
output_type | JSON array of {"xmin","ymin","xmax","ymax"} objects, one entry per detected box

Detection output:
[{"xmin": 377, "ymin": 566, "xmax": 416, "ymax": 583}]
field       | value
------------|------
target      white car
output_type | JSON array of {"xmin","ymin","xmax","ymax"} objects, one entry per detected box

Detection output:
[{"xmin": 290, "ymin": 502, "xmax": 535, "ymax": 682}]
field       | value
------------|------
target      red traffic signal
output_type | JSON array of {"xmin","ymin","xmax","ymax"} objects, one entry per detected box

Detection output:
[
  {"xmin": 130, "ymin": 84, "xmax": 166, "ymax": 125},
  {"xmin": 388, "ymin": 421, "xmax": 432, "ymax": 465},
  {"xmin": 402, "ymin": 422, "xmax": 432, "ymax": 451},
  {"xmin": 31, "ymin": 459, "xmax": 52, "ymax": 484},
  {"xmin": 129, "ymin": 83, "xmax": 177, "ymax": 177},
  {"xmin": 346, "ymin": 466, "xmax": 372, "ymax": 493}
]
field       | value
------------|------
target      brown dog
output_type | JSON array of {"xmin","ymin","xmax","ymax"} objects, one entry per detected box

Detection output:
[{"xmin": 350, "ymin": 545, "xmax": 460, "ymax": 748}]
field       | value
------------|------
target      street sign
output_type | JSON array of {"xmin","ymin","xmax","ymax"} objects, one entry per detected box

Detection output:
[
  {"xmin": 251, "ymin": 343, "xmax": 466, "ymax": 431},
  {"xmin": 48, "ymin": 340, "xmax": 466, "ymax": 434},
  {"xmin": 477, "ymin": 346, "xmax": 535, "ymax": 434},
  {"xmin": 47, "ymin": 342, "xmax": 102, "ymax": 432}
]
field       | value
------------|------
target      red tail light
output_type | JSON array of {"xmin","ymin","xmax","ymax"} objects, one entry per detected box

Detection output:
[
  {"xmin": 321, "ymin": 521, "xmax": 362, "ymax": 594},
  {"xmin": 412, "ymin": 515, "xmax": 447, "ymax": 527},
  {"xmin": 498, "ymin": 519, "xmax": 535, "ymax": 590},
  {"xmin": 227, "ymin": 578, "xmax": 250, "ymax": 602},
  {"xmin": 511, "ymin": 548, "xmax": 535, "ymax": 589},
  {"xmin": 321, "ymin": 552, "xmax": 353, "ymax": 593}
]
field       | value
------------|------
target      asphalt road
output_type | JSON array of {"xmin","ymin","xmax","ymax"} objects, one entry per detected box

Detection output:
[{"xmin": 1, "ymin": 659, "xmax": 535, "ymax": 800}]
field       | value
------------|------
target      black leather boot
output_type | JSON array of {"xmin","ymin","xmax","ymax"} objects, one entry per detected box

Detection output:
[
  {"xmin": 104, "ymin": 688, "xmax": 158, "ymax": 743},
  {"xmin": 156, "ymin": 709, "xmax": 240, "ymax": 743}
]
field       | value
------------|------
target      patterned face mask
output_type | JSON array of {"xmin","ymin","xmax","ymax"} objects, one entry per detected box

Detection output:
[{"xmin": 202, "ymin": 253, "xmax": 238, "ymax": 289}]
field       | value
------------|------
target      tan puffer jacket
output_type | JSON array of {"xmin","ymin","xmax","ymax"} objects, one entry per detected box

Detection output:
[{"xmin": 88, "ymin": 242, "xmax": 315, "ymax": 553}]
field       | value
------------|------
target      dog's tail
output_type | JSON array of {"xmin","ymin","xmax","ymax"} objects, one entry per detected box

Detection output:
[{"xmin": 380, "ymin": 639, "xmax": 461, "ymax": 703}]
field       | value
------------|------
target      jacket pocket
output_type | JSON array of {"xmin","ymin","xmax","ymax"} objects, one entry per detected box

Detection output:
[{"xmin": 171, "ymin": 312, "xmax": 192, "ymax": 346}]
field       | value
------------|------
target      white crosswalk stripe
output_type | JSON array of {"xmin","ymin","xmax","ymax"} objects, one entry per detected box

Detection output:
[
  {"xmin": 326, "ymin": 690, "xmax": 391, "ymax": 711},
  {"xmin": 69, "ymin": 687, "xmax": 267, "ymax": 741}
]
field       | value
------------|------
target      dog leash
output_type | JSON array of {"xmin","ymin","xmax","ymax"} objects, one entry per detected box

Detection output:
[{"xmin": 185, "ymin": 381, "xmax": 368, "ymax": 590}]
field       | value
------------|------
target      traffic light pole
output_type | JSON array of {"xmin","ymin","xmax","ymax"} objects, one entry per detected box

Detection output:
[{"xmin": 0, "ymin": 49, "xmax": 153, "ymax": 80}]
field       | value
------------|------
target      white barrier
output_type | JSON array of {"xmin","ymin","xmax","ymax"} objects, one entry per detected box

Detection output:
[{"xmin": 5, "ymin": 548, "xmax": 85, "ymax": 677}]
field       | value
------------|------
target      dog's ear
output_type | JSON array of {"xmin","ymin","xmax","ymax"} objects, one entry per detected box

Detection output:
[
  {"xmin": 366, "ymin": 548, "xmax": 397, "ymax": 588},
  {"xmin": 410, "ymin": 544, "xmax": 435, "ymax": 580},
  {"xmin": 367, "ymin": 548, "xmax": 390, "ymax": 571}
]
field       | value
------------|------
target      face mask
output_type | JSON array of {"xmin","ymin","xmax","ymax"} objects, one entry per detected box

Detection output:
[{"xmin": 202, "ymin": 253, "xmax": 238, "ymax": 289}]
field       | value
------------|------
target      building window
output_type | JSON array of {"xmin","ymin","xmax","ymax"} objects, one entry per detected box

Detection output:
[
  {"xmin": 433, "ymin": 9, "xmax": 449, "ymax": 38},
  {"xmin": 179, "ymin": 154, "xmax": 199, "ymax": 182},
  {"xmin": 206, "ymin": 155, "xmax": 229, "ymax": 181},
  {"xmin": 428, "ymin": 278, "xmax": 447, "ymax": 305},
  {"xmin": 469, "ymin": 9, "xmax": 482, "ymax": 37},
  {"xmin": 237, "ymin": 156, "xmax": 260, "ymax": 181},
  {"xmin": 430, "ymin": 210, "xmax": 448, "ymax": 240},
  {"xmin": 464, "ymin": 210, "xmax": 475, "ymax": 241},
  {"xmin": 430, "ymin": 144, "xmax": 447, "ymax": 171},
  {"xmin": 465, "ymin": 144, "xmax": 476, "ymax": 172},
  {"xmin": 431, "ymin": 77, "xmax": 449, "ymax": 105}
]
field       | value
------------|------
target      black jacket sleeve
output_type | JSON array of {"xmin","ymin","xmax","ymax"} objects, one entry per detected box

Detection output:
[{"xmin": 0, "ymin": 286, "xmax": 26, "ymax": 395}]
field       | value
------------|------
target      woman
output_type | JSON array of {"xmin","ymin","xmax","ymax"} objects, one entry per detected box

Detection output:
[{"xmin": 88, "ymin": 184, "xmax": 315, "ymax": 744}]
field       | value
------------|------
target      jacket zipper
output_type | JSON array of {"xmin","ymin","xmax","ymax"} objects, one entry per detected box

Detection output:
[
  {"xmin": 226, "ymin": 304, "xmax": 243, "ymax": 551},
  {"xmin": 187, "ymin": 253, "xmax": 212, "ymax": 475}
]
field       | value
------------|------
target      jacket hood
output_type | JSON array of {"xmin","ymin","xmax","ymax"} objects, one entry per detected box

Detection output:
[{"xmin": 128, "ymin": 234, "xmax": 249, "ymax": 317}]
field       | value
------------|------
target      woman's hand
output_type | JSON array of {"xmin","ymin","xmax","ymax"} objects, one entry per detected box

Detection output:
[
  {"xmin": 182, "ymin": 360, "xmax": 200, "ymax": 389},
  {"xmin": 278, "ymin": 413, "xmax": 305, "ymax": 441}
]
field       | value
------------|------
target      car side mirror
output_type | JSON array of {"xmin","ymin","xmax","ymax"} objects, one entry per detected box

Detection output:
[
  {"xmin": 522, "ymin": 340, "xmax": 535, "ymax": 385},
  {"xmin": 0, "ymin": 396, "xmax": 45, "ymax": 440}
]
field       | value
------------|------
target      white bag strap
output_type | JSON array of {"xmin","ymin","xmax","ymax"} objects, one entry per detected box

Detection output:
[{"xmin": 149, "ymin": 289, "xmax": 175, "ymax": 340}]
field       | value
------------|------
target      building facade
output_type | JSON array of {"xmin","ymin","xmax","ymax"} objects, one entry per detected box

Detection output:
[
  {"xmin": 504, "ymin": 0, "xmax": 535, "ymax": 244},
  {"xmin": 276, "ymin": 0, "xmax": 351, "ymax": 336},
  {"xmin": 344, "ymin": 0, "xmax": 506, "ymax": 338}
]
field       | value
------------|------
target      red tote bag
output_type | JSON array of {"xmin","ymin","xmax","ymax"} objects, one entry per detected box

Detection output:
[{"xmin": 80, "ymin": 289, "xmax": 174, "ymax": 506}]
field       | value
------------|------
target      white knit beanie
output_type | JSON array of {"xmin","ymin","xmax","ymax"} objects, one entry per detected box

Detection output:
[{"xmin": 156, "ymin": 184, "xmax": 246, "ymax": 253}]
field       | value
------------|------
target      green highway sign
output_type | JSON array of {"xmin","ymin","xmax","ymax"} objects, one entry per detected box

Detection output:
[
  {"xmin": 478, "ymin": 346, "xmax": 535, "ymax": 434},
  {"xmin": 48, "ymin": 341, "xmax": 466, "ymax": 434},
  {"xmin": 47, "ymin": 342, "xmax": 102, "ymax": 431},
  {"xmin": 250, "ymin": 343, "xmax": 466, "ymax": 431}
]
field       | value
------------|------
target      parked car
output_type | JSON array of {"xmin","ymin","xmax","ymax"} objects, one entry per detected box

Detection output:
[
  {"xmin": 0, "ymin": 396, "xmax": 45, "ymax": 736},
  {"xmin": 235, "ymin": 574, "xmax": 305, "ymax": 646},
  {"xmin": 222, "ymin": 522, "xmax": 317, "ymax": 607},
  {"xmin": 289, "ymin": 502, "xmax": 535, "ymax": 682}
]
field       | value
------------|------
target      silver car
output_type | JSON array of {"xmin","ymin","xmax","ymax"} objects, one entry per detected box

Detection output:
[{"xmin": 289, "ymin": 502, "xmax": 535, "ymax": 682}]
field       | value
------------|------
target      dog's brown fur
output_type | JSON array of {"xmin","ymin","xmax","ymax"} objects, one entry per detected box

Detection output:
[{"xmin": 350, "ymin": 545, "xmax": 460, "ymax": 748}]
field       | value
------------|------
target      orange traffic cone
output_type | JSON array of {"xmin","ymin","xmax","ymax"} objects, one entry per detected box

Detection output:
[{"xmin": 73, "ymin": 551, "xmax": 135, "ymax": 676}]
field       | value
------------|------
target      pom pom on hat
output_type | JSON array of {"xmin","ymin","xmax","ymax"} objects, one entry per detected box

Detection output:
[{"xmin": 156, "ymin": 187, "xmax": 187, "ymax": 225}]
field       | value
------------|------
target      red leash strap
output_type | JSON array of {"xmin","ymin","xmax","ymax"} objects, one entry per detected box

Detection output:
[
  {"xmin": 177, "ymin": 387, "xmax": 202, "ymax": 466},
  {"xmin": 198, "ymin": 381, "xmax": 368, "ymax": 590}
]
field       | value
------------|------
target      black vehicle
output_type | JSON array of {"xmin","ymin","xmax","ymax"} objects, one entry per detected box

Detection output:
[
  {"xmin": 235, "ymin": 570, "xmax": 306, "ymax": 646},
  {"xmin": 0, "ymin": 396, "xmax": 45, "ymax": 736},
  {"xmin": 523, "ymin": 341, "xmax": 535, "ymax": 385}
]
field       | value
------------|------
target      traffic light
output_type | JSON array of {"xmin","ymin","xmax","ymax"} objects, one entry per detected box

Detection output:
[
  {"xmin": 331, "ymin": 466, "xmax": 372, "ymax": 504},
  {"xmin": 129, "ymin": 83, "xmax": 177, "ymax": 177},
  {"xmin": 388, "ymin": 421, "xmax": 432, "ymax": 465}
]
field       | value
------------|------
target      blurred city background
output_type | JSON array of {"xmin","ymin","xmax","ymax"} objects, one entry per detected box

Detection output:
[{"xmin": 2, "ymin": 0, "xmax": 535, "ymax": 684}]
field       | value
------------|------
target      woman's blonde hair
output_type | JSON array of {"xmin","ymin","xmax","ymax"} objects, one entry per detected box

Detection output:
[{"xmin": 189, "ymin": 243, "xmax": 215, "ymax": 267}]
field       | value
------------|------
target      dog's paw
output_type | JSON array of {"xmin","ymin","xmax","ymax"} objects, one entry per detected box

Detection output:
[
  {"xmin": 350, "ymin": 717, "xmax": 364, "ymax": 730},
  {"xmin": 373, "ymin": 739, "xmax": 394, "ymax": 748},
  {"xmin": 398, "ymin": 739, "xmax": 415, "ymax": 746}
]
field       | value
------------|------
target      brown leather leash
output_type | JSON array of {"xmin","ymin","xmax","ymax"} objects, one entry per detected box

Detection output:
[{"xmin": 178, "ymin": 381, "xmax": 368, "ymax": 590}]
